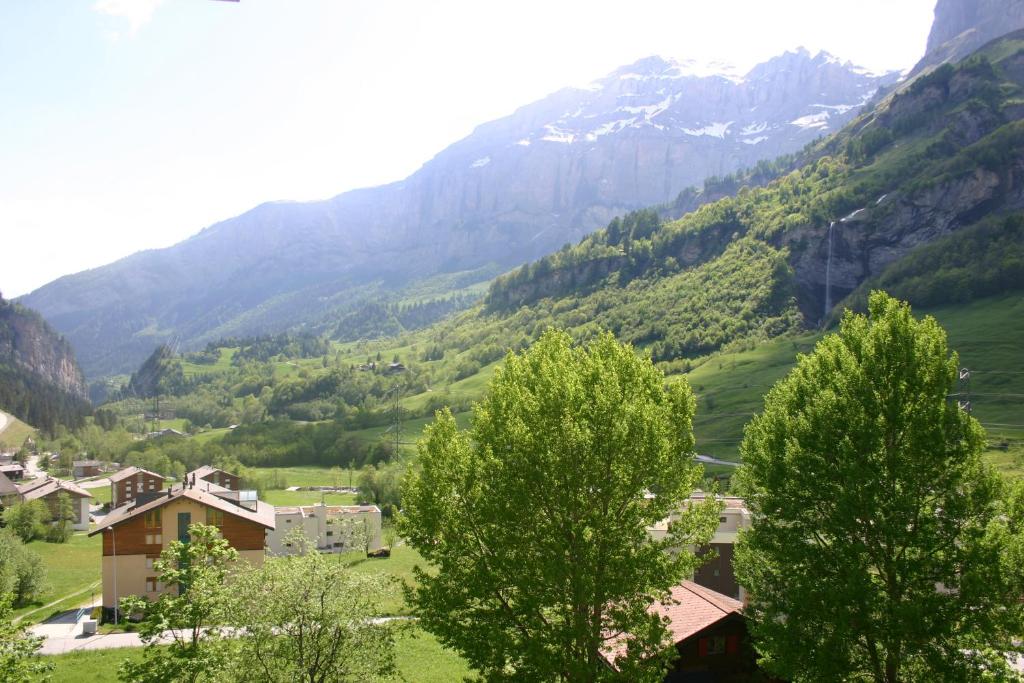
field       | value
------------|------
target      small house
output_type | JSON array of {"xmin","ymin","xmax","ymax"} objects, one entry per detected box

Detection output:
[
  {"xmin": 267, "ymin": 503, "xmax": 382, "ymax": 555},
  {"xmin": 109, "ymin": 467, "xmax": 166, "ymax": 508},
  {"xmin": 0, "ymin": 463, "xmax": 25, "ymax": 481},
  {"xmin": 73, "ymin": 459, "xmax": 104, "ymax": 478},
  {"xmin": 18, "ymin": 476, "xmax": 93, "ymax": 531}
]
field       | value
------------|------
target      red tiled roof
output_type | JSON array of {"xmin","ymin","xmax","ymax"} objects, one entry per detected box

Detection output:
[{"xmin": 604, "ymin": 581, "xmax": 743, "ymax": 664}]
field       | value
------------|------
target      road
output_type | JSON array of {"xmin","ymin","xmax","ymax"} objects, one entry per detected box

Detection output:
[{"xmin": 694, "ymin": 454, "xmax": 740, "ymax": 468}]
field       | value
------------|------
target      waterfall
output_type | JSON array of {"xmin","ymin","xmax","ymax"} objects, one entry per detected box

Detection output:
[{"xmin": 824, "ymin": 221, "xmax": 835, "ymax": 319}]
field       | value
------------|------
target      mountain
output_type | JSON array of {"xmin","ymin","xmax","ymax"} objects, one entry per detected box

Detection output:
[
  {"xmin": 912, "ymin": 0, "xmax": 1024, "ymax": 74},
  {"xmin": 0, "ymin": 292, "xmax": 90, "ymax": 434},
  {"xmin": 20, "ymin": 50, "xmax": 897, "ymax": 378}
]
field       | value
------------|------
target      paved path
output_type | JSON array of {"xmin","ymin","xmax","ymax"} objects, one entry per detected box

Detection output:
[
  {"xmin": 0, "ymin": 410, "xmax": 9, "ymax": 436},
  {"xmin": 694, "ymin": 454, "xmax": 740, "ymax": 468},
  {"xmin": 79, "ymin": 477, "xmax": 111, "ymax": 489}
]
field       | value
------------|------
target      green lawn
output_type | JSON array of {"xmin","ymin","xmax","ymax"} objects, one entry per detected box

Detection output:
[
  {"xmin": 87, "ymin": 485, "xmax": 112, "ymax": 505},
  {"xmin": 334, "ymin": 544, "xmax": 427, "ymax": 616},
  {"xmin": 38, "ymin": 626, "xmax": 471, "ymax": 682},
  {"xmin": 260, "ymin": 489, "xmax": 358, "ymax": 506},
  {"xmin": 672, "ymin": 293, "xmax": 1024, "ymax": 469},
  {"xmin": 254, "ymin": 465, "xmax": 359, "ymax": 489},
  {"xmin": 14, "ymin": 532, "xmax": 101, "ymax": 623}
]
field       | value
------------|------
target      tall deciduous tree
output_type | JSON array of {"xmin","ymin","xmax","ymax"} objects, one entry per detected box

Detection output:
[
  {"xmin": 400, "ymin": 329, "xmax": 719, "ymax": 682},
  {"xmin": 735, "ymin": 291, "xmax": 1024, "ymax": 682},
  {"xmin": 0, "ymin": 593, "xmax": 51, "ymax": 682},
  {"xmin": 119, "ymin": 524, "xmax": 240, "ymax": 683},
  {"xmin": 230, "ymin": 533, "xmax": 397, "ymax": 683}
]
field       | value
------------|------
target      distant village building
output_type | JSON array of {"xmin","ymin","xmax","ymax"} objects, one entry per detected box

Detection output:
[
  {"xmin": 73, "ymin": 460, "xmax": 104, "ymax": 478},
  {"xmin": 18, "ymin": 476, "xmax": 93, "ymax": 531},
  {"xmin": 0, "ymin": 463, "xmax": 25, "ymax": 481},
  {"xmin": 90, "ymin": 467, "xmax": 274, "ymax": 621},
  {"xmin": 0, "ymin": 472, "xmax": 20, "ymax": 508},
  {"xmin": 604, "ymin": 581, "xmax": 772, "ymax": 682},
  {"xmin": 190, "ymin": 464, "xmax": 240, "ymax": 491},
  {"xmin": 109, "ymin": 467, "xmax": 166, "ymax": 508},
  {"xmin": 266, "ymin": 503, "xmax": 382, "ymax": 556},
  {"xmin": 649, "ymin": 494, "xmax": 752, "ymax": 601}
]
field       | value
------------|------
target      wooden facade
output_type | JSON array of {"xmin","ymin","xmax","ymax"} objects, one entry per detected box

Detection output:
[{"xmin": 111, "ymin": 470, "xmax": 164, "ymax": 508}]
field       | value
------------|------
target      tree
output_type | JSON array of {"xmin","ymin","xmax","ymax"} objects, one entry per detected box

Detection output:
[
  {"xmin": 45, "ymin": 492, "xmax": 74, "ymax": 543},
  {"xmin": 400, "ymin": 329, "xmax": 720, "ymax": 682},
  {"xmin": 0, "ymin": 592, "xmax": 51, "ymax": 682},
  {"xmin": 230, "ymin": 533, "xmax": 397, "ymax": 682},
  {"xmin": 0, "ymin": 530, "xmax": 46, "ymax": 607},
  {"xmin": 119, "ymin": 524, "xmax": 241, "ymax": 683},
  {"xmin": 734, "ymin": 292, "xmax": 1024, "ymax": 682},
  {"xmin": 2, "ymin": 501, "xmax": 49, "ymax": 543}
]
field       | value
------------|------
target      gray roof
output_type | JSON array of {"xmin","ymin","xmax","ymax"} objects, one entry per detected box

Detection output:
[
  {"xmin": 0, "ymin": 472, "xmax": 19, "ymax": 497},
  {"xmin": 109, "ymin": 466, "xmax": 165, "ymax": 484},
  {"xmin": 19, "ymin": 477, "xmax": 92, "ymax": 501},
  {"xmin": 90, "ymin": 482, "xmax": 275, "ymax": 536}
]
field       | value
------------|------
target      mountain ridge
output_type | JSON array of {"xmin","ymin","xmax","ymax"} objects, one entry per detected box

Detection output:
[{"xmin": 20, "ymin": 48, "xmax": 898, "ymax": 378}]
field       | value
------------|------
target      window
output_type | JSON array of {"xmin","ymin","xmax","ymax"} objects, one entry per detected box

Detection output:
[
  {"xmin": 126, "ymin": 490, "xmax": 132, "ymax": 498},
  {"xmin": 144, "ymin": 509, "xmax": 161, "ymax": 529},
  {"xmin": 145, "ymin": 533, "xmax": 162, "ymax": 545},
  {"xmin": 137, "ymin": 481, "xmax": 143, "ymax": 492},
  {"xmin": 145, "ymin": 556, "xmax": 157, "ymax": 569},
  {"xmin": 146, "ymin": 577, "xmax": 157, "ymax": 592},
  {"xmin": 206, "ymin": 508, "xmax": 224, "ymax": 527},
  {"xmin": 326, "ymin": 531, "xmax": 333, "ymax": 537},
  {"xmin": 706, "ymin": 637, "xmax": 726, "ymax": 655},
  {"xmin": 719, "ymin": 516, "xmax": 728, "ymax": 523},
  {"xmin": 148, "ymin": 481, "xmax": 155, "ymax": 490}
]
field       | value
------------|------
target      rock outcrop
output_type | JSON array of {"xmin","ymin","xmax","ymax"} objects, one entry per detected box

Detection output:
[
  {"xmin": 0, "ymin": 294, "xmax": 87, "ymax": 399},
  {"xmin": 912, "ymin": 0, "xmax": 1024, "ymax": 75}
]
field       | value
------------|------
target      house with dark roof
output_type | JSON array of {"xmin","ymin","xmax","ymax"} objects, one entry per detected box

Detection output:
[
  {"xmin": 605, "ymin": 581, "xmax": 774, "ymax": 683},
  {"xmin": 189, "ymin": 465, "xmax": 239, "ymax": 491},
  {"xmin": 0, "ymin": 472, "xmax": 21, "ymax": 508},
  {"xmin": 18, "ymin": 476, "xmax": 93, "ymax": 531},
  {"xmin": 109, "ymin": 467, "xmax": 165, "ymax": 508},
  {"xmin": 0, "ymin": 463, "xmax": 25, "ymax": 481},
  {"xmin": 89, "ymin": 470, "xmax": 273, "ymax": 620},
  {"xmin": 73, "ymin": 459, "xmax": 104, "ymax": 478}
]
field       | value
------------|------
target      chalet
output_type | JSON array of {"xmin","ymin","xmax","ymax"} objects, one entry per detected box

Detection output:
[
  {"xmin": 0, "ymin": 472, "xmax": 20, "ymax": 508},
  {"xmin": 73, "ymin": 459, "xmax": 104, "ymax": 478},
  {"xmin": 0, "ymin": 463, "xmax": 25, "ymax": 481},
  {"xmin": 109, "ymin": 467, "xmax": 166, "ymax": 508},
  {"xmin": 89, "ymin": 471, "xmax": 274, "ymax": 620},
  {"xmin": 18, "ymin": 476, "xmax": 93, "ymax": 531},
  {"xmin": 189, "ymin": 464, "xmax": 239, "ymax": 491},
  {"xmin": 145, "ymin": 428, "xmax": 186, "ymax": 440},
  {"xmin": 267, "ymin": 503, "xmax": 382, "ymax": 556},
  {"xmin": 604, "ymin": 581, "xmax": 771, "ymax": 682},
  {"xmin": 649, "ymin": 494, "xmax": 751, "ymax": 600}
]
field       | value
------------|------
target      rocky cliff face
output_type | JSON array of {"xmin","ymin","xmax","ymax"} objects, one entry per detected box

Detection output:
[
  {"xmin": 912, "ymin": 0, "xmax": 1024, "ymax": 74},
  {"xmin": 21, "ymin": 50, "xmax": 896, "ymax": 377},
  {"xmin": 0, "ymin": 295, "xmax": 88, "ymax": 399}
]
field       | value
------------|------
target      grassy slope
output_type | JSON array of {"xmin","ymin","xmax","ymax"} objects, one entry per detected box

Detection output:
[
  {"xmin": 676, "ymin": 293, "xmax": 1024, "ymax": 474},
  {"xmin": 13, "ymin": 533, "xmax": 101, "ymax": 623},
  {"xmin": 0, "ymin": 411, "xmax": 36, "ymax": 449}
]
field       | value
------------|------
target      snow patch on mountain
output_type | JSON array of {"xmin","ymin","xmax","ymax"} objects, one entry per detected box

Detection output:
[
  {"xmin": 470, "ymin": 156, "xmax": 491, "ymax": 168},
  {"xmin": 682, "ymin": 121, "xmax": 733, "ymax": 138}
]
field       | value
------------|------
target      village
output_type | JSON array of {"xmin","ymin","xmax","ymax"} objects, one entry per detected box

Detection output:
[{"xmin": 0, "ymin": 441, "xmax": 761, "ymax": 681}]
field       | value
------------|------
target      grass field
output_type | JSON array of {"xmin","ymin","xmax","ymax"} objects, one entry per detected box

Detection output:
[
  {"xmin": 13, "ymin": 533, "xmax": 101, "ymax": 623},
  {"xmin": 259, "ymin": 489, "xmax": 358, "ymax": 506},
  {"xmin": 37, "ymin": 625, "xmax": 470, "ymax": 682},
  {"xmin": 337, "ymin": 544, "xmax": 426, "ymax": 615},
  {"xmin": 87, "ymin": 485, "xmax": 112, "ymax": 505},
  {"xmin": 668, "ymin": 293, "xmax": 1024, "ymax": 472},
  {"xmin": 0, "ymin": 411, "xmax": 36, "ymax": 449}
]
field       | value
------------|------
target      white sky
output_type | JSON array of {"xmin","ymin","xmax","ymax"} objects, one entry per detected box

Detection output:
[{"xmin": 0, "ymin": 0, "xmax": 937, "ymax": 298}]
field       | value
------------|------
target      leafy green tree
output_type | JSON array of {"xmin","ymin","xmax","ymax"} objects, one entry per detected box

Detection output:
[
  {"xmin": 119, "ymin": 524, "xmax": 241, "ymax": 683},
  {"xmin": 0, "ymin": 530, "xmax": 46, "ymax": 607},
  {"xmin": 230, "ymin": 533, "xmax": 397, "ymax": 682},
  {"xmin": 735, "ymin": 292, "xmax": 1024, "ymax": 682},
  {"xmin": 45, "ymin": 492, "xmax": 74, "ymax": 543},
  {"xmin": 400, "ymin": 329, "xmax": 720, "ymax": 682},
  {"xmin": 0, "ymin": 592, "xmax": 51, "ymax": 682},
  {"xmin": 2, "ymin": 501, "xmax": 49, "ymax": 543}
]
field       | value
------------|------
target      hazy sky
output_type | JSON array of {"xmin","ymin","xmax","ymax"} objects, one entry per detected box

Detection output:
[{"xmin": 0, "ymin": 0, "xmax": 937, "ymax": 298}]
